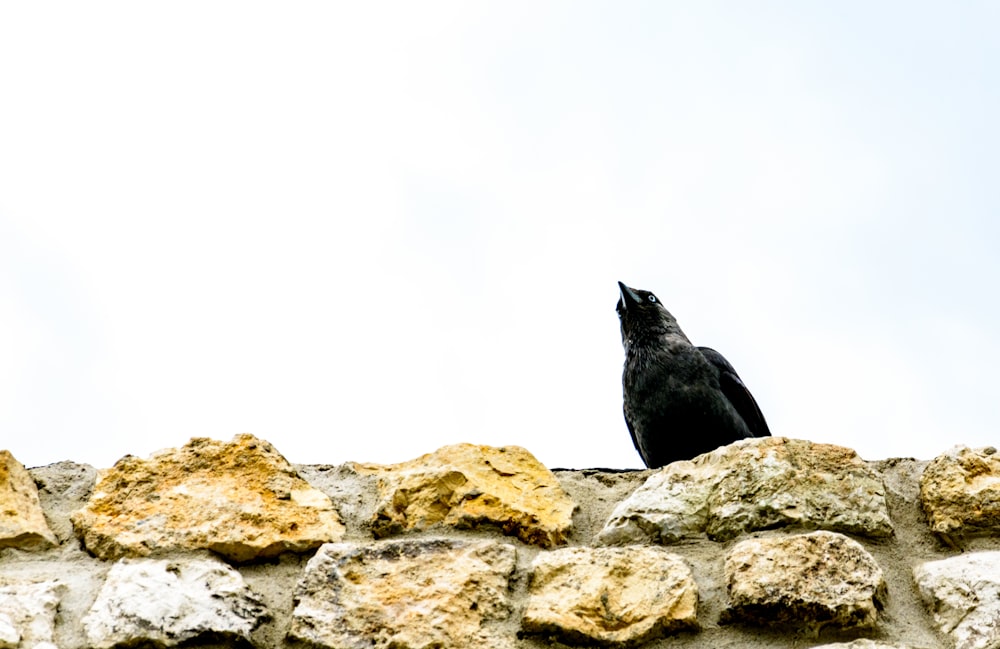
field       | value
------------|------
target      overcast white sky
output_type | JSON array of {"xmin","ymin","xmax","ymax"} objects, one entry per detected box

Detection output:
[{"xmin": 2, "ymin": 3, "xmax": 998, "ymax": 470}]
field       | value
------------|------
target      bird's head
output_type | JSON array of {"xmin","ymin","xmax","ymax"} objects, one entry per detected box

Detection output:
[{"xmin": 616, "ymin": 281, "xmax": 685, "ymax": 348}]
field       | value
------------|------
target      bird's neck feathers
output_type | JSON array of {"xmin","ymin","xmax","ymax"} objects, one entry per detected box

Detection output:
[{"xmin": 621, "ymin": 311, "xmax": 690, "ymax": 352}]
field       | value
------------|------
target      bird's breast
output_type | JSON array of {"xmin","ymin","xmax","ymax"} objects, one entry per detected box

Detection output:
[{"xmin": 623, "ymin": 344, "xmax": 715, "ymax": 388}]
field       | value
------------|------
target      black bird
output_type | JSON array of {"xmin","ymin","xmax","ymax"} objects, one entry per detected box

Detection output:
[{"xmin": 616, "ymin": 281, "xmax": 770, "ymax": 468}]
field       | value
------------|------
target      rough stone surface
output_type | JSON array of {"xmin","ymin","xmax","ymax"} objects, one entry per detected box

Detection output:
[
  {"xmin": 0, "ymin": 580, "xmax": 62, "ymax": 649},
  {"xmin": 913, "ymin": 551, "xmax": 1000, "ymax": 649},
  {"xmin": 0, "ymin": 450, "xmax": 58, "ymax": 550},
  {"xmin": 522, "ymin": 545, "xmax": 698, "ymax": 646},
  {"xmin": 0, "ymin": 619, "xmax": 16, "ymax": 648},
  {"xmin": 290, "ymin": 537, "xmax": 516, "ymax": 649},
  {"xmin": 599, "ymin": 437, "xmax": 892, "ymax": 545},
  {"xmin": 71, "ymin": 434, "xmax": 345, "ymax": 561},
  {"xmin": 82, "ymin": 555, "xmax": 267, "ymax": 648},
  {"xmin": 356, "ymin": 443, "xmax": 576, "ymax": 547},
  {"xmin": 28, "ymin": 461, "xmax": 98, "ymax": 547},
  {"xmin": 0, "ymin": 616, "xmax": 17, "ymax": 649},
  {"xmin": 920, "ymin": 446, "xmax": 1000, "ymax": 539},
  {"xmin": 813, "ymin": 642, "xmax": 922, "ymax": 649},
  {"xmin": 724, "ymin": 531, "xmax": 887, "ymax": 630},
  {"xmin": 0, "ymin": 449, "xmax": 980, "ymax": 649},
  {"xmin": 294, "ymin": 463, "xmax": 382, "ymax": 540}
]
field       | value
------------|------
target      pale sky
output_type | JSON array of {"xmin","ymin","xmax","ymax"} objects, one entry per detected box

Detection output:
[{"xmin": 2, "ymin": 2, "xmax": 998, "ymax": 470}]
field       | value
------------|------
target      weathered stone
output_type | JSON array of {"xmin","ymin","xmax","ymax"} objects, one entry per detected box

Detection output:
[
  {"xmin": 813, "ymin": 642, "xmax": 921, "ymax": 649},
  {"xmin": 0, "ymin": 615, "xmax": 18, "ymax": 649},
  {"xmin": 598, "ymin": 437, "xmax": 891, "ymax": 545},
  {"xmin": 724, "ymin": 531, "xmax": 887, "ymax": 629},
  {"xmin": 0, "ymin": 615, "xmax": 17, "ymax": 649},
  {"xmin": 522, "ymin": 545, "xmax": 697, "ymax": 646},
  {"xmin": 913, "ymin": 551, "xmax": 1000, "ymax": 649},
  {"xmin": 290, "ymin": 538, "xmax": 516, "ymax": 649},
  {"xmin": 356, "ymin": 443, "xmax": 576, "ymax": 547},
  {"xmin": 920, "ymin": 446, "xmax": 1000, "ymax": 539},
  {"xmin": 0, "ymin": 450, "xmax": 58, "ymax": 549},
  {"xmin": 71, "ymin": 434, "xmax": 345, "ymax": 561},
  {"xmin": 82, "ymin": 556, "xmax": 266, "ymax": 649},
  {"xmin": 0, "ymin": 580, "xmax": 62, "ymax": 649}
]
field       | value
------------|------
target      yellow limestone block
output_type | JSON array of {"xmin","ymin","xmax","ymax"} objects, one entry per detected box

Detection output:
[
  {"xmin": 356, "ymin": 443, "xmax": 577, "ymax": 548},
  {"xmin": 71, "ymin": 434, "xmax": 345, "ymax": 561},
  {"xmin": 0, "ymin": 450, "xmax": 57, "ymax": 550}
]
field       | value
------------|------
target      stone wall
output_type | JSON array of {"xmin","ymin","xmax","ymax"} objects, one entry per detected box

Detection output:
[{"xmin": 2, "ymin": 434, "xmax": 1000, "ymax": 649}]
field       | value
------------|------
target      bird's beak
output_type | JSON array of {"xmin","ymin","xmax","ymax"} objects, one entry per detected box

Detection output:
[{"xmin": 618, "ymin": 281, "xmax": 642, "ymax": 308}]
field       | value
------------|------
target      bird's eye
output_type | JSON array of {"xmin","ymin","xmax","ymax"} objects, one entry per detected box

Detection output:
[{"xmin": 648, "ymin": 295, "xmax": 657, "ymax": 303}]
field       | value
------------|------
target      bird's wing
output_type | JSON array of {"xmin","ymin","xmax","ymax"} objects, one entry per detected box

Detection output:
[
  {"xmin": 623, "ymin": 403, "xmax": 646, "ymax": 464},
  {"xmin": 697, "ymin": 346, "xmax": 771, "ymax": 437}
]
